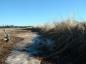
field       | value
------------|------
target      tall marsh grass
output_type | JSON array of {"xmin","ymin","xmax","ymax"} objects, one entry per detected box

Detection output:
[{"xmin": 28, "ymin": 19, "xmax": 86, "ymax": 64}]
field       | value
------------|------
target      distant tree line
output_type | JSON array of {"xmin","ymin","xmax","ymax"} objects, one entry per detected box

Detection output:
[{"xmin": 0, "ymin": 25, "xmax": 33, "ymax": 28}]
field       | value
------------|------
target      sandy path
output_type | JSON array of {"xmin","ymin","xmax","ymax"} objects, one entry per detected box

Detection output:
[{"xmin": 5, "ymin": 32, "xmax": 40, "ymax": 64}]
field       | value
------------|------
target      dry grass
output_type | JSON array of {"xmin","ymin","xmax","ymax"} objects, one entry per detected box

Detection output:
[{"xmin": 28, "ymin": 21, "xmax": 86, "ymax": 64}]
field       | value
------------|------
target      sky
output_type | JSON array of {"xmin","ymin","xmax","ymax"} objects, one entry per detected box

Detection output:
[{"xmin": 0, "ymin": 0, "xmax": 86, "ymax": 26}]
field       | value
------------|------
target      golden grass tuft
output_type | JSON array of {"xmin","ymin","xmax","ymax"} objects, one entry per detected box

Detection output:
[{"xmin": 30, "ymin": 20, "xmax": 86, "ymax": 64}]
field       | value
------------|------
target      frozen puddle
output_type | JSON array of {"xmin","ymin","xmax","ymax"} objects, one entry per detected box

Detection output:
[{"xmin": 5, "ymin": 33, "xmax": 40, "ymax": 64}]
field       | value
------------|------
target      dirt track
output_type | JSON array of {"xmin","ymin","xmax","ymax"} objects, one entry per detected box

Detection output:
[{"xmin": 0, "ymin": 29, "xmax": 40, "ymax": 64}]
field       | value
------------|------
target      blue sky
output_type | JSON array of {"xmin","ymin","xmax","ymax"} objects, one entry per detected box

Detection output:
[{"xmin": 0, "ymin": 0, "xmax": 86, "ymax": 26}]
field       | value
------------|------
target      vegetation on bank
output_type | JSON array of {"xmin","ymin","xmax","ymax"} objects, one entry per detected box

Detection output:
[{"xmin": 26, "ymin": 19, "xmax": 86, "ymax": 64}]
